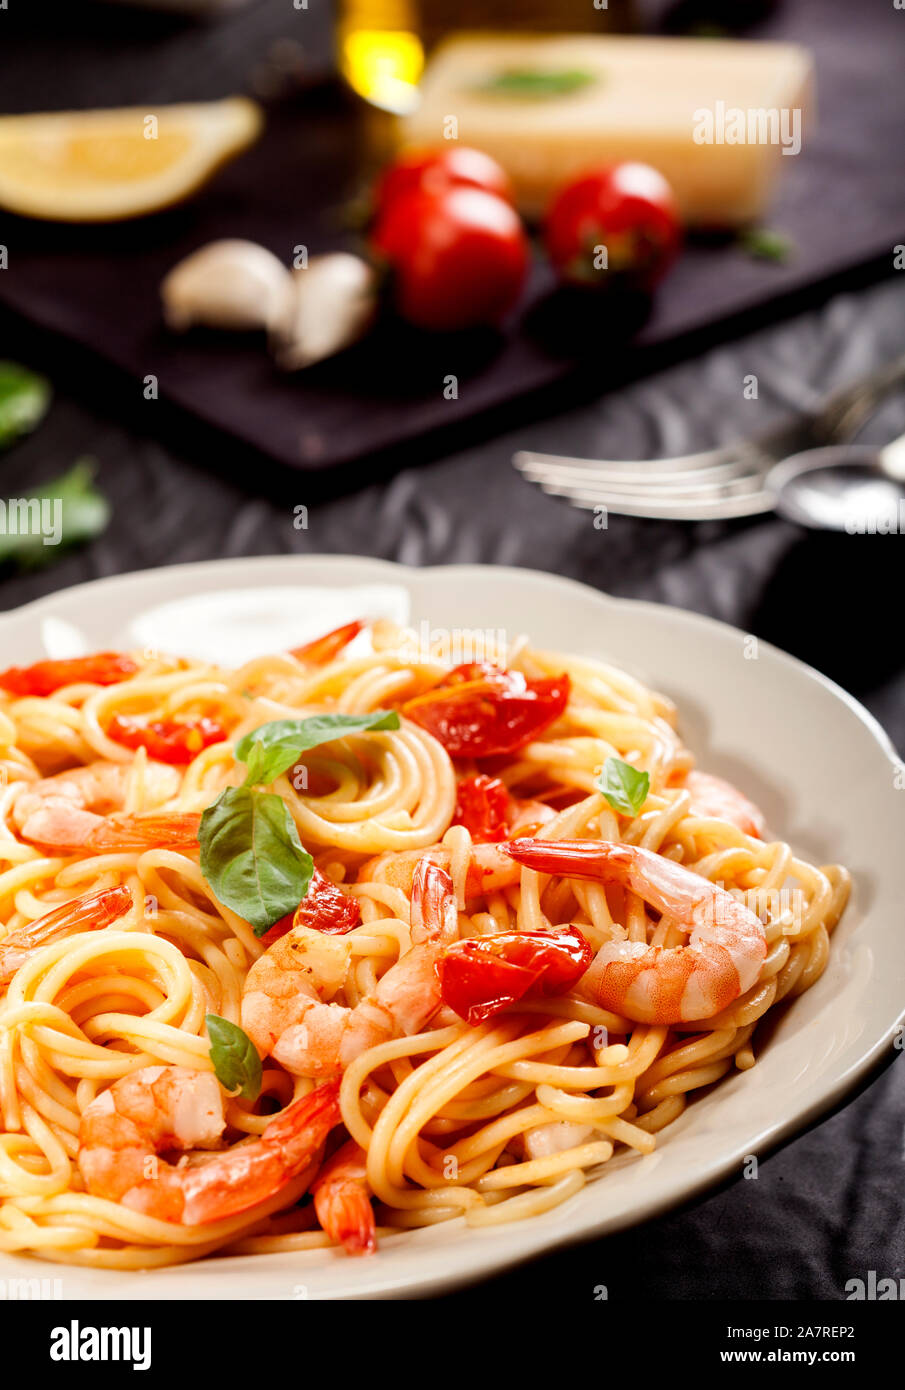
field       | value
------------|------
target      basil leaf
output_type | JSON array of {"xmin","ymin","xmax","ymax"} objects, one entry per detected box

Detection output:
[
  {"xmin": 206, "ymin": 1014, "xmax": 262, "ymax": 1101},
  {"xmin": 199, "ymin": 786, "xmax": 313, "ymax": 934},
  {"xmin": 597, "ymin": 756, "xmax": 650, "ymax": 816},
  {"xmin": 739, "ymin": 228, "xmax": 794, "ymax": 264},
  {"xmin": 236, "ymin": 710, "xmax": 400, "ymax": 788},
  {"xmin": 0, "ymin": 460, "xmax": 110, "ymax": 570},
  {"xmin": 0, "ymin": 362, "xmax": 51, "ymax": 448},
  {"xmin": 201, "ymin": 713, "xmax": 400, "ymax": 937},
  {"xmin": 476, "ymin": 68, "xmax": 596, "ymax": 98}
]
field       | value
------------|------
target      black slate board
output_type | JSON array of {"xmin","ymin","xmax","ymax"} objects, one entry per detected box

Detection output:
[{"xmin": 0, "ymin": 0, "xmax": 903, "ymax": 474}]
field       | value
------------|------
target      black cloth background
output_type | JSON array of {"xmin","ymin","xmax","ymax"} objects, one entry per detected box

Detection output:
[{"xmin": 0, "ymin": 0, "xmax": 903, "ymax": 1301}]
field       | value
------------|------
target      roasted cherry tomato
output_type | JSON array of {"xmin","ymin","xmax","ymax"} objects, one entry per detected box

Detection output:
[
  {"xmin": 371, "ymin": 186, "xmax": 529, "ymax": 331},
  {"xmin": 258, "ymin": 868, "xmax": 362, "ymax": 944},
  {"xmin": 107, "ymin": 714, "xmax": 226, "ymax": 765},
  {"xmin": 0, "ymin": 652, "xmax": 138, "ymax": 698},
  {"xmin": 373, "ymin": 147, "xmax": 514, "ymax": 223},
  {"xmin": 453, "ymin": 773, "xmax": 510, "ymax": 842},
  {"xmin": 544, "ymin": 162, "xmax": 681, "ymax": 290},
  {"xmin": 290, "ymin": 620, "xmax": 365, "ymax": 665},
  {"xmin": 403, "ymin": 662, "xmax": 569, "ymax": 758},
  {"xmin": 438, "ymin": 926, "xmax": 592, "ymax": 1025}
]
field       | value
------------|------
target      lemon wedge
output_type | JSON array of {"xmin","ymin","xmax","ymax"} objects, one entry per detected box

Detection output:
[{"xmin": 0, "ymin": 98, "xmax": 262, "ymax": 222}]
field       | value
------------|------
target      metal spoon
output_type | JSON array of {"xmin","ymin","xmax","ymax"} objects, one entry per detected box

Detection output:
[{"xmin": 766, "ymin": 432, "xmax": 905, "ymax": 531}]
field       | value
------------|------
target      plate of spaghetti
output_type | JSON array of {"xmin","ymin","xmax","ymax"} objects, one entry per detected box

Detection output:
[{"xmin": 0, "ymin": 555, "xmax": 901, "ymax": 1300}]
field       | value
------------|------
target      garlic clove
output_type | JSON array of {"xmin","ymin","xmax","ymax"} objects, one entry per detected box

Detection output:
[
  {"xmin": 273, "ymin": 253, "xmax": 378, "ymax": 370},
  {"xmin": 161, "ymin": 238, "xmax": 293, "ymax": 333}
]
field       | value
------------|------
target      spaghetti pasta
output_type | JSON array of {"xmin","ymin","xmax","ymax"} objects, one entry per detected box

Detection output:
[{"xmin": 0, "ymin": 623, "xmax": 849, "ymax": 1268}]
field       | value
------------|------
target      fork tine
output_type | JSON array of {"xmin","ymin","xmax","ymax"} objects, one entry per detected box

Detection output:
[
  {"xmin": 514, "ymin": 444, "xmax": 775, "ymax": 518},
  {"xmin": 516, "ymin": 457, "xmax": 756, "ymax": 488},
  {"xmin": 526, "ymin": 476, "xmax": 774, "ymax": 519},
  {"xmin": 514, "ymin": 356, "xmax": 905, "ymax": 522},
  {"xmin": 532, "ymin": 470, "xmax": 767, "ymax": 501},
  {"xmin": 516, "ymin": 443, "xmax": 743, "ymax": 474},
  {"xmin": 514, "ymin": 446, "xmax": 772, "ymax": 489}
]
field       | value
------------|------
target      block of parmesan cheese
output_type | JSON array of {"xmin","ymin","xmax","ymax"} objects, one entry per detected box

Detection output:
[{"xmin": 402, "ymin": 34, "xmax": 813, "ymax": 225}]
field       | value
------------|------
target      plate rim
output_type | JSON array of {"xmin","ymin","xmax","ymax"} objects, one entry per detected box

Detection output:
[
  {"xmin": 0, "ymin": 551, "xmax": 902, "ymax": 1299},
  {"xmin": 5, "ymin": 548, "xmax": 901, "ymax": 763}
]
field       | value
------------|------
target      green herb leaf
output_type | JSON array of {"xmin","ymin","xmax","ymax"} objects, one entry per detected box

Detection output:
[
  {"xmin": 206, "ymin": 1014, "xmax": 262, "ymax": 1101},
  {"xmin": 0, "ymin": 460, "xmax": 110, "ymax": 570},
  {"xmin": 739, "ymin": 228, "xmax": 794, "ymax": 264},
  {"xmin": 200, "ymin": 712, "xmax": 400, "ymax": 935},
  {"xmin": 475, "ymin": 67, "xmax": 596, "ymax": 98},
  {"xmin": 199, "ymin": 786, "xmax": 313, "ymax": 934},
  {"xmin": 597, "ymin": 756, "xmax": 650, "ymax": 816},
  {"xmin": 236, "ymin": 710, "xmax": 401, "ymax": 788},
  {"xmin": 0, "ymin": 362, "xmax": 51, "ymax": 449}
]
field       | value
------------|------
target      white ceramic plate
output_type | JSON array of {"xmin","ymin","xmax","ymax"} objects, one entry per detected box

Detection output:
[{"xmin": 1, "ymin": 555, "xmax": 902, "ymax": 1300}]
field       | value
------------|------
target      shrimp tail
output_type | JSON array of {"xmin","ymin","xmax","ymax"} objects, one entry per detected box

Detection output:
[
  {"xmin": 258, "ymin": 1078, "xmax": 342, "ymax": 1160},
  {"xmin": 505, "ymin": 837, "xmax": 627, "ymax": 881},
  {"xmin": 86, "ymin": 813, "xmax": 202, "ymax": 853},
  {"xmin": 178, "ymin": 1079, "xmax": 341, "ymax": 1225},
  {"xmin": 316, "ymin": 1186, "xmax": 377, "ymax": 1256},
  {"xmin": 507, "ymin": 839, "xmax": 702, "ymax": 920},
  {"xmin": 10, "ymin": 885, "xmax": 132, "ymax": 945},
  {"xmin": 312, "ymin": 1140, "xmax": 377, "ymax": 1256},
  {"xmin": 411, "ymin": 858, "xmax": 458, "ymax": 943},
  {"xmin": 0, "ymin": 885, "xmax": 133, "ymax": 986}
]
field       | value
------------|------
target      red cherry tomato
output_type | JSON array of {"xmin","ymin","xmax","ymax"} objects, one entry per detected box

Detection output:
[
  {"xmin": 0, "ymin": 652, "xmax": 138, "ymax": 698},
  {"xmin": 453, "ymin": 773, "xmax": 511, "ymax": 842},
  {"xmin": 403, "ymin": 663, "xmax": 569, "ymax": 758},
  {"xmin": 438, "ymin": 926, "xmax": 592, "ymax": 1025},
  {"xmin": 372, "ymin": 186, "xmax": 529, "ymax": 331},
  {"xmin": 545, "ymin": 163, "xmax": 681, "ymax": 290},
  {"xmin": 258, "ymin": 868, "xmax": 362, "ymax": 944},
  {"xmin": 373, "ymin": 147, "xmax": 514, "ymax": 222},
  {"xmin": 290, "ymin": 620, "xmax": 365, "ymax": 665},
  {"xmin": 107, "ymin": 715, "xmax": 226, "ymax": 765},
  {"xmin": 295, "ymin": 869, "xmax": 362, "ymax": 935}
]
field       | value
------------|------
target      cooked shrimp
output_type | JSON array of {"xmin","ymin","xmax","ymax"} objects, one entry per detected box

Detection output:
[
  {"xmin": 312, "ymin": 1139, "xmax": 376, "ymax": 1255},
  {"xmin": 242, "ymin": 859, "xmax": 459, "ymax": 1078},
  {"xmin": 681, "ymin": 770, "xmax": 765, "ymax": 838},
  {"xmin": 359, "ymin": 841, "xmax": 521, "ymax": 900},
  {"xmin": 361, "ymin": 795, "xmax": 554, "ymax": 902},
  {"xmin": 11, "ymin": 759, "xmax": 200, "ymax": 853},
  {"xmin": 505, "ymin": 839, "xmax": 767, "ymax": 1024},
  {"xmin": 77, "ymin": 1066, "xmax": 340, "ymax": 1225},
  {"xmin": 0, "ymin": 885, "xmax": 133, "ymax": 987},
  {"xmin": 12, "ymin": 759, "xmax": 176, "ymax": 822}
]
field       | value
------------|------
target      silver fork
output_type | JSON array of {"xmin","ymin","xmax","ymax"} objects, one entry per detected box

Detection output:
[{"xmin": 513, "ymin": 354, "xmax": 905, "ymax": 521}]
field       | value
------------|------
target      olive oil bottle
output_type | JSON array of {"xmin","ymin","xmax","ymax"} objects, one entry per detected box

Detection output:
[{"xmin": 336, "ymin": 0, "xmax": 634, "ymax": 113}]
